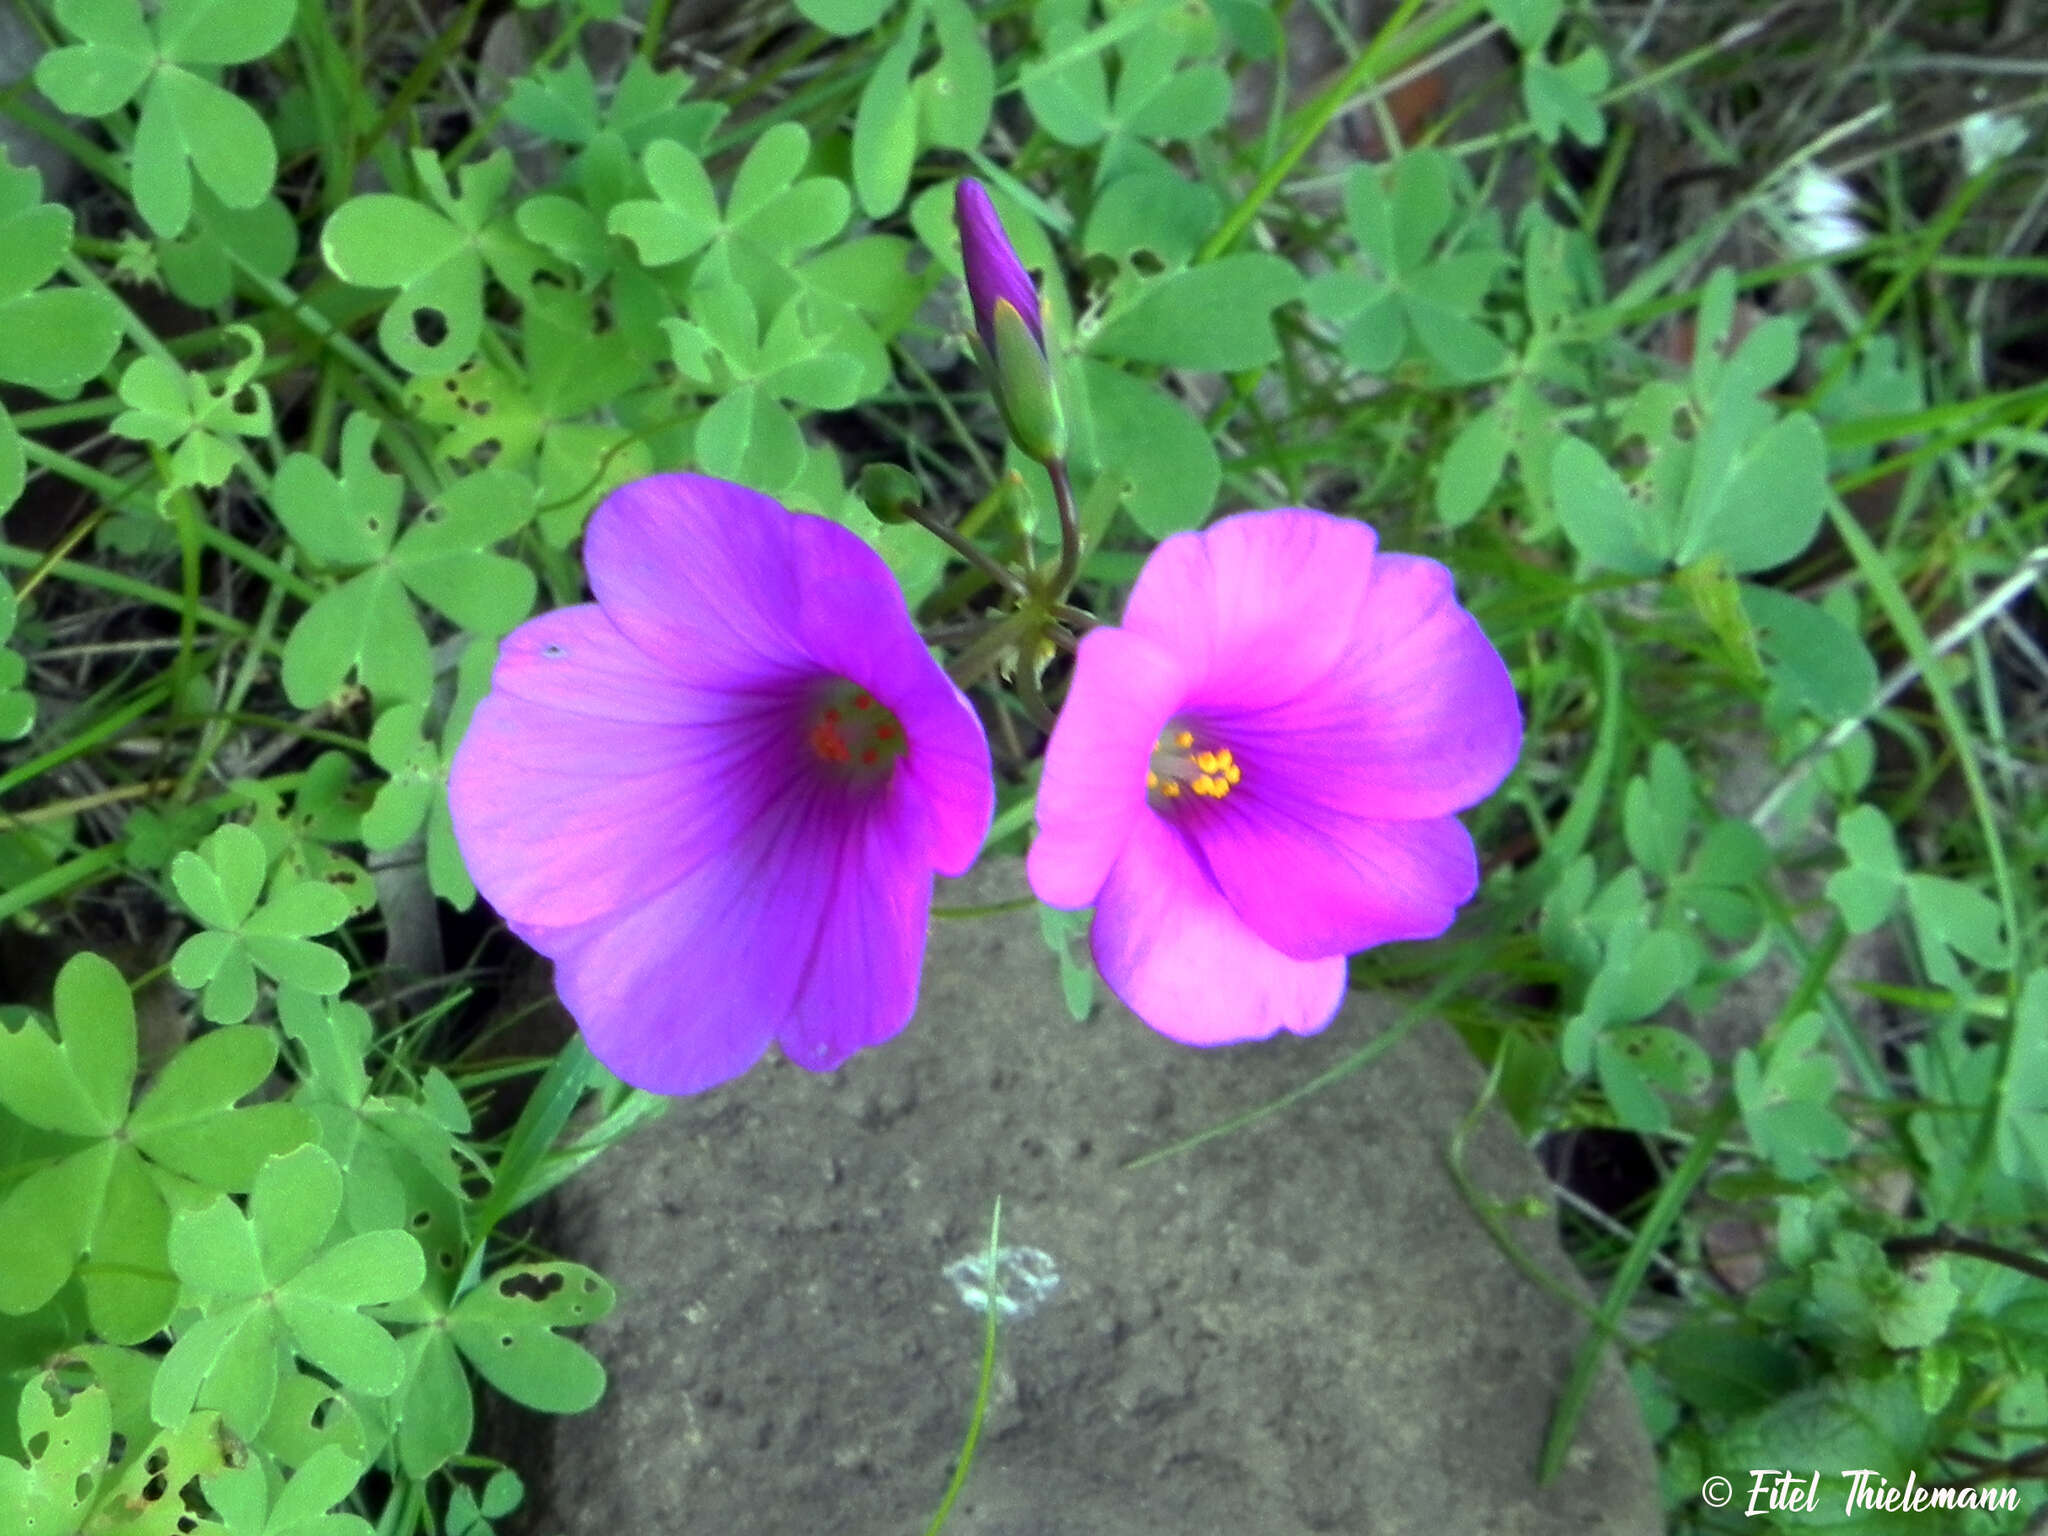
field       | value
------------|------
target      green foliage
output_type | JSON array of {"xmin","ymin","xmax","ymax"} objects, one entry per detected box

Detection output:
[
  {"xmin": 5, "ymin": 0, "xmax": 2047, "ymax": 1529},
  {"xmin": 35, "ymin": 0, "xmax": 294, "ymax": 237}
]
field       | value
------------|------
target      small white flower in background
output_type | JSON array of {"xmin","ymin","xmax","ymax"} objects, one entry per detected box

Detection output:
[
  {"xmin": 1959, "ymin": 110, "xmax": 2029, "ymax": 177},
  {"xmin": 1784, "ymin": 164, "xmax": 1866, "ymax": 258}
]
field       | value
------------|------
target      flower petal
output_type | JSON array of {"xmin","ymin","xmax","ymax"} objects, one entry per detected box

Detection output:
[
  {"xmin": 581, "ymin": 474, "xmax": 817, "ymax": 686},
  {"xmin": 479, "ymin": 605, "xmax": 731, "ymax": 724},
  {"xmin": 1190, "ymin": 801, "xmax": 1480, "ymax": 960},
  {"xmin": 955, "ymin": 179, "xmax": 1043, "ymax": 355},
  {"xmin": 1090, "ymin": 813, "xmax": 1346, "ymax": 1045},
  {"xmin": 518, "ymin": 783, "xmax": 932, "ymax": 1095},
  {"xmin": 1117, "ymin": 510, "xmax": 1380, "ymax": 712},
  {"xmin": 448, "ymin": 610, "xmax": 804, "ymax": 930},
  {"xmin": 1206, "ymin": 552, "xmax": 1521, "ymax": 820},
  {"xmin": 1028, "ymin": 626, "xmax": 1187, "ymax": 909}
]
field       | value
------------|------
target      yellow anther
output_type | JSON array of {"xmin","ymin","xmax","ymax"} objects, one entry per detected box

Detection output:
[
  {"xmin": 1216, "ymin": 749, "xmax": 1233, "ymax": 769},
  {"xmin": 1174, "ymin": 730, "xmax": 1193, "ymax": 749},
  {"xmin": 1162, "ymin": 781, "xmax": 1182, "ymax": 798},
  {"xmin": 1145, "ymin": 770, "xmax": 1159, "ymax": 789},
  {"xmin": 1194, "ymin": 751, "xmax": 1219, "ymax": 773},
  {"xmin": 1225, "ymin": 762, "xmax": 1241, "ymax": 785}
]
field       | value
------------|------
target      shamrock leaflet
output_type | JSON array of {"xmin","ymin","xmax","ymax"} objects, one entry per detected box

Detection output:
[
  {"xmin": 34, "ymin": 0, "xmax": 295, "ymax": 236},
  {"xmin": 0, "ymin": 952, "xmax": 313, "ymax": 1341},
  {"xmin": 170, "ymin": 823, "xmax": 353, "ymax": 1023},
  {"xmin": 152, "ymin": 1145, "xmax": 425, "ymax": 1438}
]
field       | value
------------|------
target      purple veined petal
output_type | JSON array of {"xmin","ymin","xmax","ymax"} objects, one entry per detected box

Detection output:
[
  {"xmin": 1089, "ymin": 813, "xmax": 1348, "ymax": 1045},
  {"xmin": 1188, "ymin": 795, "xmax": 1480, "ymax": 960},
  {"xmin": 1201, "ymin": 552, "xmax": 1522, "ymax": 822},
  {"xmin": 581, "ymin": 474, "xmax": 821, "ymax": 688},
  {"xmin": 1117, "ymin": 510, "xmax": 1381, "ymax": 713},
  {"xmin": 479, "ymin": 605, "xmax": 738, "ymax": 725},
  {"xmin": 784, "ymin": 508, "xmax": 994, "ymax": 875},
  {"xmin": 517, "ymin": 773, "xmax": 934, "ymax": 1095},
  {"xmin": 775, "ymin": 784, "xmax": 940, "ymax": 1069},
  {"xmin": 955, "ymin": 178, "xmax": 1044, "ymax": 357},
  {"xmin": 1028, "ymin": 626, "xmax": 1187, "ymax": 909},
  {"xmin": 448, "ymin": 607, "xmax": 807, "ymax": 930}
]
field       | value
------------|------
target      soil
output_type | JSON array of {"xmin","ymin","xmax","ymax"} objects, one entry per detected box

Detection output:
[{"xmin": 498, "ymin": 859, "xmax": 1662, "ymax": 1536}]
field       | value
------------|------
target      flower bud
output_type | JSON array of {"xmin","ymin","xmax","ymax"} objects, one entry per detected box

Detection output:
[
  {"xmin": 990, "ymin": 298, "xmax": 1066, "ymax": 465},
  {"xmin": 857, "ymin": 462, "xmax": 924, "ymax": 525}
]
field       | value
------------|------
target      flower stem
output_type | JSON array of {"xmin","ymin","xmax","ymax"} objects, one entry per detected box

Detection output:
[
  {"xmin": 900, "ymin": 500, "xmax": 1031, "ymax": 601},
  {"xmin": 1047, "ymin": 458, "xmax": 1081, "ymax": 601}
]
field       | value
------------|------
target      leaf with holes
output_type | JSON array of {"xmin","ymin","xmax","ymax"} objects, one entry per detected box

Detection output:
[
  {"xmin": 448, "ymin": 1264, "xmax": 614, "ymax": 1413},
  {"xmin": 321, "ymin": 150, "xmax": 547, "ymax": 375},
  {"xmin": 0, "ymin": 1373, "xmax": 111, "ymax": 1531}
]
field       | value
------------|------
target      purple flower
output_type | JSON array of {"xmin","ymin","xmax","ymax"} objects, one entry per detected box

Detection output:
[
  {"xmin": 1028, "ymin": 510, "xmax": 1522, "ymax": 1045},
  {"xmin": 448, "ymin": 474, "xmax": 993, "ymax": 1094},
  {"xmin": 955, "ymin": 178, "xmax": 1044, "ymax": 359}
]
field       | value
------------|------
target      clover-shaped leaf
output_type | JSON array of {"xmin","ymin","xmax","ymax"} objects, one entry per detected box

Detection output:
[
  {"xmin": 610, "ymin": 122, "xmax": 850, "ymax": 284},
  {"xmin": 1022, "ymin": 1, "xmax": 1227, "ymax": 183},
  {"xmin": 279, "ymin": 453, "xmax": 536, "ymax": 708},
  {"xmin": 1735, "ymin": 1012, "xmax": 1854, "ymax": 1180},
  {"xmin": 504, "ymin": 55, "xmax": 725, "ymax": 155},
  {"xmin": 321, "ymin": 150, "xmax": 548, "ymax": 375},
  {"xmin": 0, "ymin": 952, "xmax": 311, "ymax": 1340},
  {"xmin": 0, "ymin": 1373, "xmax": 110, "ymax": 1531},
  {"xmin": 205, "ymin": 1444, "xmax": 373, "ymax": 1536},
  {"xmin": 36, "ymin": 0, "xmax": 294, "ymax": 236},
  {"xmin": 154, "ymin": 1145, "xmax": 425, "ymax": 1438},
  {"xmin": 1522, "ymin": 47, "xmax": 1609, "ymax": 148},
  {"xmin": 449, "ymin": 1263, "xmax": 613, "ymax": 1412},
  {"xmin": 1302, "ymin": 150, "xmax": 1507, "ymax": 383},
  {"xmin": 112, "ymin": 323, "xmax": 272, "ymax": 509},
  {"xmin": 171, "ymin": 823, "xmax": 352, "ymax": 1022}
]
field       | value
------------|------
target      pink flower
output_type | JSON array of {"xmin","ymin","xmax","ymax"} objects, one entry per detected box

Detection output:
[
  {"xmin": 1028, "ymin": 510, "xmax": 1521, "ymax": 1044},
  {"xmin": 448, "ymin": 475, "xmax": 993, "ymax": 1094}
]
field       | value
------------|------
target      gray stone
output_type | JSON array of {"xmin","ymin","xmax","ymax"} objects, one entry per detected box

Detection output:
[{"xmin": 517, "ymin": 861, "xmax": 1661, "ymax": 1535}]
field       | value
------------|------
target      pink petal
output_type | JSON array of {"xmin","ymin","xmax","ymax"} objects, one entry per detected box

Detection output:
[
  {"xmin": 448, "ymin": 610, "xmax": 802, "ymax": 929},
  {"xmin": 1089, "ymin": 813, "xmax": 1347, "ymax": 1045},
  {"xmin": 1117, "ymin": 510, "xmax": 1379, "ymax": 712},
  {"xmin": 519, "ymin": 783, "xmax": 933, "ymax": 1095},
  {"xmin": 1028, "ymin": 626, "xmax": 1187, "ymax": 909},
  {"xmin": 581, "ymin": 474, "xmax": 816, "ymax": 686},
  {"xmin": 1190, "ymin": 802, "xmax": 1480, "ymax": 960},
  {"xmin": 1208, "ymin": 552, "xmax": 1521, "ymax": 820}
]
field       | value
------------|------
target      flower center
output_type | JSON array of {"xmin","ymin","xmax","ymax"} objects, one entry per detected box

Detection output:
[
  {"xmin": 1145, "ymin": 725, "xmax": 1241, "ymax": 811},
  {"xmin": 805, "ymin": 680, "xmax": 908, "ymax": 784}
]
